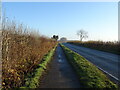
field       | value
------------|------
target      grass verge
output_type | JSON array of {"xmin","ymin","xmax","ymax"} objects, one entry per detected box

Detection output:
[
  {"xmin": 20, "ymin": 45, "xmax": 57, "ymax": 88},
  {"xmin": 60, "ymin": 44, "xmax": 117, "ymax": 88}
]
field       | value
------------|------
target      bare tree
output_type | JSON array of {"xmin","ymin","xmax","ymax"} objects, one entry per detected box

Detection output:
[{"xmin": 77, "ymin": 29, "xmax": 88, "ymax": 41}]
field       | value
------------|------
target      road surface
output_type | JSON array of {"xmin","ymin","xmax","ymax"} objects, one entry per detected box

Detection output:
[
  {"xmin": 39, "ymin": 45, "xmax": 81, "ymax": 88},
  {"xmin": 63, "ymin": 43, "xmax": 120, "ymax": 83}
]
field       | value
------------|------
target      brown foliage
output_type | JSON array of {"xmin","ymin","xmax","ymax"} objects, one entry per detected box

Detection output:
[{"xmin": 2, "ymin": 19, "xmax": 57, "ymax": 88}]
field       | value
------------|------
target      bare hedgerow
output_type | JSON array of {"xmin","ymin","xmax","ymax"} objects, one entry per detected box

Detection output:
[{"xmin": 1, "ymin": 16, "xmax": 57, "ymax": 88}]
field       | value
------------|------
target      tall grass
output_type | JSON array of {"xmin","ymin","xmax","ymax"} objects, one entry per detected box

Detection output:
[
  {"xmin": 1, "ymin": 17, "xmax": 57, "ymax": 88},
  {"xmin": 68, "ymin": 40, "xmax": 120, "ymax": 54}
]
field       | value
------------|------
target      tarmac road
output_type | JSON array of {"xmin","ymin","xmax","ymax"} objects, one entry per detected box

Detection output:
[{"xmin": 63, "ymin": 43, "xmax": 120, "ymax": 83}]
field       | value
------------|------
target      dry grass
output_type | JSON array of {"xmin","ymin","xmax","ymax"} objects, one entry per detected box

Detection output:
[{"xmin": 1, "ymin": 18, "xmax": 57, "ymax": 88}]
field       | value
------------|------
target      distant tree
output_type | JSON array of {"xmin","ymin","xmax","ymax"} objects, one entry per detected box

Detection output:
[
  {"xmin": 52, "ymin": 35, "xmax": 59, "ymax": 41},
  {"xmin": 77, "ymin": 29, "xmax": 88, "ymax": 41}
]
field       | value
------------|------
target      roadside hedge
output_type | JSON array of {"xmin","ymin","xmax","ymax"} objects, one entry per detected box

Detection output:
[{"xmin": 20, "ymin": 45, "xmax": 57, "ymax": 88}]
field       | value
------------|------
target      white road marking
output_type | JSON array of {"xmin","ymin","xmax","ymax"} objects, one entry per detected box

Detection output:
[
  {"xmin": 66, "ymin": 44, "xmax": 119, "ymax": 82},
  {"xmin": 96, "ymin": 66, "xmax": 119, "ymax": 81}
]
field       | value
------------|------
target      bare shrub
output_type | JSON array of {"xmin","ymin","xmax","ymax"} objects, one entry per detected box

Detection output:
[{"xmin": 1, "ymin": 16, "xmax": 57, "ymax": 88}]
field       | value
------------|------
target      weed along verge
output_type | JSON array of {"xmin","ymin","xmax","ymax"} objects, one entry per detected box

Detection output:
[
  {"xmin": 60, "ymin": 44, "xmax": 117, "ymax": 88},
  {"xmin": 20, "ymin": 45, "xmax": 57, "ymax": 88}
]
